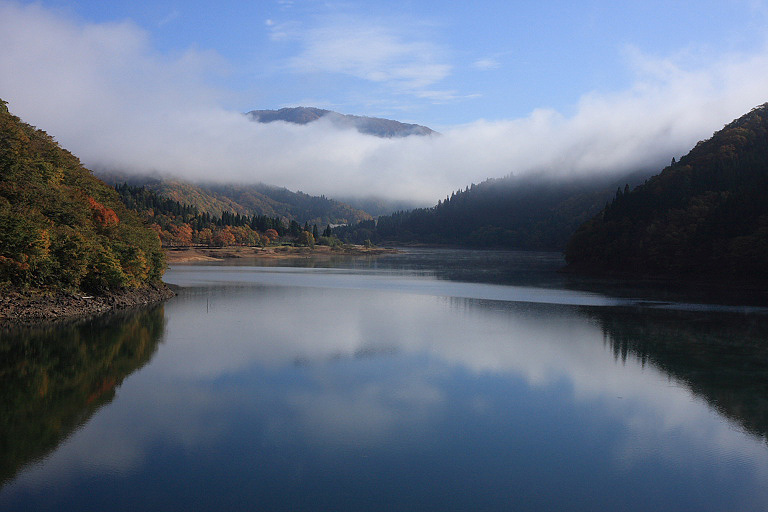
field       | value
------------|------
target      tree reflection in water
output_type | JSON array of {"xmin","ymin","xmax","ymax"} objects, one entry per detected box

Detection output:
[
  {"xmin": 590, "ymin": 306, "xmax": 768, "ymax": 444},
  {"xmin": 0, "ymin": 306, "xmax": 166, "ymax": 487}
]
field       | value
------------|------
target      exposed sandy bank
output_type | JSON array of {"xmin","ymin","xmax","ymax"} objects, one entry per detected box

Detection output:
[{"xmin": 165, "ymin": 245, "xmax": 398, "ymax": 263}]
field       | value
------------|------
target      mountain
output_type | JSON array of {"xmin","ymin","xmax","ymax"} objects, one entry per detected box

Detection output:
[
  {"xmin": 0, "ymin": 100, "xmax": 165, "ymax": 292},
  {"xmin": 334, "ymin": 169, "xmax": 654, "ymax": 250},
  {"xmin": 336, "ymin": 196, "xmax": 428, "ymax": 217},
  {"xmin": 96, "ymin": 171, "xmax": 372, "ymax": 226},
  {"xmin": 245, "ymin": 107, "xmax": 436, "ymax": 138},
  {"xmin": 565, "ymin": 103, "xmax": 768, "ymax": 279}
]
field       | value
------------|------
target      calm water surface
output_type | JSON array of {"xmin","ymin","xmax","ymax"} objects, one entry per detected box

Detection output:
[{"xmin": 2, "ymin": 249, "xmax": 768, "ymax": 511}]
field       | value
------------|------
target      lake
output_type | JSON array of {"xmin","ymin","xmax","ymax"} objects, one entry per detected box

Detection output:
[{"xmin": 2, "ymin": 248, "xmax": 768, "ymax": 511}]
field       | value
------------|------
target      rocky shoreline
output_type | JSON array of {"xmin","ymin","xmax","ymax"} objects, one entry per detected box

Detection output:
[{"xmin": 0, "ymin": 283, "xmax": 175, "ymax": 328}]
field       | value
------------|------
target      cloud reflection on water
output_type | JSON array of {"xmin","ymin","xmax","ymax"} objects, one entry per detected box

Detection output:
[{"xmin": 3, "ymin": 264, "xmax": 768, "ymax": 511}]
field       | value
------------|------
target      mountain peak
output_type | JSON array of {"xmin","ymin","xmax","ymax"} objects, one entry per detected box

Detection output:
[{"xmin": 245, "ymin": 107, "xmax": 436, "ymax": 138}]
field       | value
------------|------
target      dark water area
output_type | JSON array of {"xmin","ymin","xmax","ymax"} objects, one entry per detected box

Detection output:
[{"xmin": 2, "ymin": 249, "xmax": 768, "ymax": 511}]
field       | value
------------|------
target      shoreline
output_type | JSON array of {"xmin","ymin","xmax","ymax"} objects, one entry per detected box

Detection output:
[
  {"xmin": 1, "ymin": 246, "xmax": 395, "ymax": 326},
  {"xmin": 164, "ymin": 244, "xmax": 399, "ymax": 263},
  {"xmin": 0, "ymin": 283, "xmax": 175, "ymax": 328}
]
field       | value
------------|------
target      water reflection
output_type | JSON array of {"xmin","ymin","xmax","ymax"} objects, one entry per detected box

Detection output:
[
  {"xmin": 590, "ymin": 306, "xmax": 768, "ymax": 443},
  {"xmin": 0, "ymin": 306, "xmax": 166, "ymax": 487},
  {"xmin": 2, "ymin": 252, "xmax": 768, "ymax": 511}
]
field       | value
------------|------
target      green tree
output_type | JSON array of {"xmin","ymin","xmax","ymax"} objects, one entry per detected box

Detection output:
[{"xmin": 298, "ymin": 230, "xmax": 315, "ymax": 248}]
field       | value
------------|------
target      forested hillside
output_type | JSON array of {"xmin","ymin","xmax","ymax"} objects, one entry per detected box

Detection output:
[
  {"xmin": 565, "ymin": 103, "xmax": 768, "ymax": 279},
  {"xmin": 205, "ymin": 182, "xmax": 371, "ymax": 225},
  {"xmin": 335, "ymin": 170, "xmax": 652, "ymax": 250},
  {"xmin": 0, "ymin": 100, "xmax": 165, "ymax": 292},
  {"xmin": 115, "ymin": 183, "xmax": 322, "ymax": 247},
  {"xmin": 98, "ymin": 172, "xmax": 372, "ymax": 226}
]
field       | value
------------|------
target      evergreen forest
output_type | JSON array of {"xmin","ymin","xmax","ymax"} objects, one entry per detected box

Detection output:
[
  {"xmin": 334, "ymin": 170, "xmax": 652, "ymax": 250},
  {"xmin": 565, "ymin": 103, "xmax": 768, "ymax": 279}
]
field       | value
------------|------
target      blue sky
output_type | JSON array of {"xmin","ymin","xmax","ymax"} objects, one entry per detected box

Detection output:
[
  {"xmin": 2, "ymin": 0, "xmax": 768, "ymax": 201},
  {"xmin": 25, "ymin": 0, "xmax": 768, "ymax": 126}
]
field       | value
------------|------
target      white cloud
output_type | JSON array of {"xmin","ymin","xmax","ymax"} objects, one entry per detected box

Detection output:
[{"xmin": 2, "ymin": 1, "xmax": 768, "ymax": 204}]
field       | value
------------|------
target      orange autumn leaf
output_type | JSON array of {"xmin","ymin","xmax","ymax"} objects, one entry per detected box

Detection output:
[{"xmin": 87, "ymin": 196, "xmax": 119, "ymax": 228}]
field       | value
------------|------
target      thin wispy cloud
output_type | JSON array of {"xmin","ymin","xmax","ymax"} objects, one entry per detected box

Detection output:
[
  {"xmin": 2, "ymin": 1, "xmax": 768, "ymax": 204},
  {"xmin": 274, "ymin": 15, "xmax": 453, "ymax": 96},
  {"xmin": 473, "ymin": 57, "xmax": 500, "ymax": 70},
  {"xmin": 158, "ymin": 9, "xmax": 180, "ymax": 27}
]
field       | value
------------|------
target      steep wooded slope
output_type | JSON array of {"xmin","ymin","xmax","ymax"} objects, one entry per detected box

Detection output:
[
  {"xmin": 0, "ymin": 100, "xmax": 165, "ymax": 291},
  {"xmin": 565, "ymin": 103, "xmax": 768, "ymax": 279}
]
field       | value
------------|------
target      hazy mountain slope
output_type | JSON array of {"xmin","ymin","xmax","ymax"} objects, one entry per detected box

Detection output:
[
  {"xmin": 155, "ymin": 180, "xmax": 255, "ymax": 216},
  {"xmin": 565, "ymin": 103, "xmax": 768, "ymax": 279},
  {"xmin": 335, "ymin": 169, "xmax": 653, "ymax": 250},
  {"xmin": 336, "ymin": 196, "xmax": 428, "ymax": 217},
  {"xmin": 98, "ymin": 172, "xmax": 372, "ymax": 226},
  {"xmin": 245, "ymin": 107, "xmax": 436, "ymax": 138},
  {"xmin": 96, "ymin": 172, "xmax": 254, "ymax": 217},
  {"xmin": 204, "ymin": 183, "xmax": 373, "ymax": 225}
]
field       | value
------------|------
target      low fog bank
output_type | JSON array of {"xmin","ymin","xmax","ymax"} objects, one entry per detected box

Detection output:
[{"xmin": 2, "ymin": 2, "xmax": 768, "ymax": 204}]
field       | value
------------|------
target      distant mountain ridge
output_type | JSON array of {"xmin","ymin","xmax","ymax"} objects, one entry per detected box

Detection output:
[{"xmin": 245, "ymin": 107, "xmax": 436, "ymax": 138}]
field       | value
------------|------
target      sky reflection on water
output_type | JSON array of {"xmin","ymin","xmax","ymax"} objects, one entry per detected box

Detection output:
[{"xmin": 2, "ymin": 250, "xmax": 768, "ymax": 511}]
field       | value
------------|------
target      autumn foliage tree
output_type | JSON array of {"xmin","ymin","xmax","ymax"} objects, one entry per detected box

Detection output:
[
  {"xmin": 264, "ymin": 228, "xmax": 279, "ymax": 242},
  {"xmin": 212, "ymin": 227, "xmax": 236, "ymax": 247},
  {"xmin": 87, "ymin": 197, "xmax": 120, "ymax": 231},
  {"xmin": 170, "ymin": 223, "xmax": 193, "ymax": 246}
]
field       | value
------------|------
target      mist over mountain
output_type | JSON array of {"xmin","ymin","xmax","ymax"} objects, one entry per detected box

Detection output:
[
  {"xmin": 566, "ymin": 103, "xmax": 768, "ymax": 279},
  {"xmin": 335, "ymin": 168, "xmax": 654, "ymax": 250},
  {"xmin": 5, "ymin": 2, "xmax": 768, "ymax": 205},
  {"xmin": 336, "ymin": 196, "xmax": 428, "ymax": 217},
  {"xmin": 245, "ymin": 107, "xmax": 436, "ymax": 138}
]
